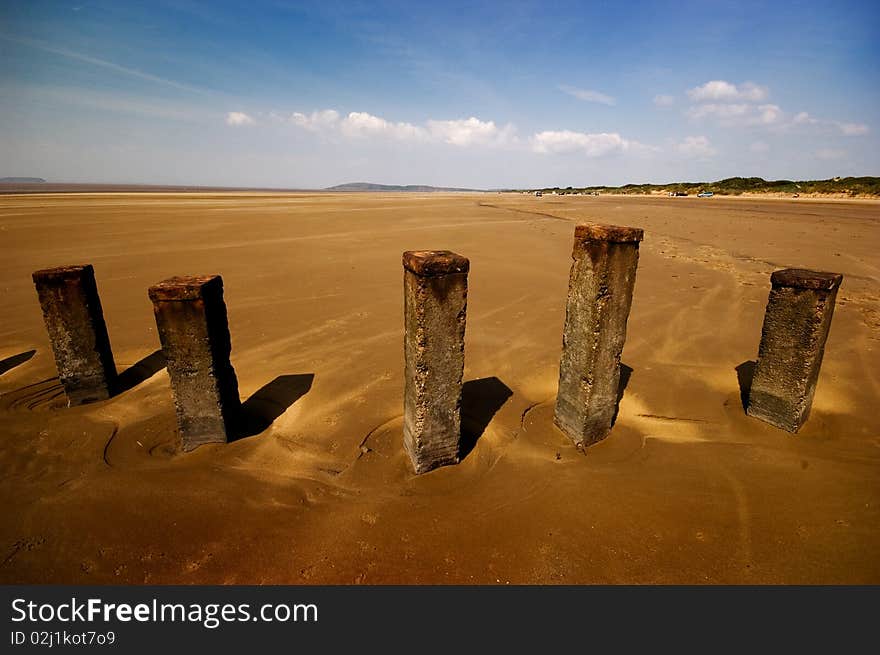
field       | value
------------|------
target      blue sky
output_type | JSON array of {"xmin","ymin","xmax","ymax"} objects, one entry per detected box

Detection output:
[{"xmin": 2, "ymin": 0, "xmax": 878, "ymax": 187}]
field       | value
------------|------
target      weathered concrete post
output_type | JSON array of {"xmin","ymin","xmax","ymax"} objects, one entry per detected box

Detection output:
[
  {"xmin": 403, "ymin": 250, "xmax": 469, "ymax": 474},
  {"xmin": 32, "ymin": 264, "xmax": 117, "ymax": 405},
  {"xmin": 148, "ymin": 275, "xmax": 240, "ymax": 451},
  {"xmin": 554, "ymin": 224, "xmax": 643, "ymax": 448},
  {"xmin": 746, "ymin": 268, "xmax": 843, "ymax": 433}
]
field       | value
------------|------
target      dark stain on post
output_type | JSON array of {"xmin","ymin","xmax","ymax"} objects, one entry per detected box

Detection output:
[
  {"xmin": 554, "ymin": 224, "xmax": 643, "ymax": 448},
  {"xmin": 148, "ymin": 275, "xmax": 240, "ymax": 451},
  {"xmin": 402, "ymin": 250, "xmax": 469, "ymax": 474},
  {"xmin": 32, "ymin": 264, "xmax": 117, "ymax": 405},
  {"xmin": 746, "ymin": 268, "xmax": 843, "ymax": 433}
]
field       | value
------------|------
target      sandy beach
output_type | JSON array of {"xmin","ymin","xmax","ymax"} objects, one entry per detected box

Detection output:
[{"xmin": 1, "ymin": 191, "xmax": 878, "ymax": 584}]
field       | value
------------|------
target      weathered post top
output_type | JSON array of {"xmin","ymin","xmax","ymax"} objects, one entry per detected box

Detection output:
[
  {"xmin": 770, "ymin": 268, "xmax": 843, "ymax": 291},
  {"xmin": 573, "ymin": 223, "xmax": 644, "ymax": 244},
  {"xmin": 148, "ymin": 275, "xmax": 224, "ymax": 302},
  {"xmin": 32, "ymin": 264, "xmax": 95, "ymax": 284},
  {"xmin": 402, "ymin": 251, "xmax": 470, "ymax": 277}
]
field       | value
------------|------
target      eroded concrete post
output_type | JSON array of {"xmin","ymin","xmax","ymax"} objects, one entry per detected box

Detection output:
[
  {"xmin": 746, "ymin": 268, "xmax": 843, "ymax": 433},
  {"xmin": 148, "ymin": 275, "xmax": 240, "ymax": 450},
  {"xmin": 554, "ymin": 224, "xmax": 643, "ymax": 447},
  {"xmin": 403, "ymin": 250, "xmax": 469, "ymax": 474},
  {"xmin": 32, "ymin": 264, "xmax": 116, "ymax": 405}
]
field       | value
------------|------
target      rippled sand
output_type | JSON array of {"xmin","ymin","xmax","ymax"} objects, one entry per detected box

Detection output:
[{"xmin": 1, "ymin": 191, "xmax": 878, "ymax": 583}]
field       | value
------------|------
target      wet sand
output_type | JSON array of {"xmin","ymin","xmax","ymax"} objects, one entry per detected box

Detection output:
[{"xmin": 1, "ymin": 192, "xmax": 878, "ymax": 584}]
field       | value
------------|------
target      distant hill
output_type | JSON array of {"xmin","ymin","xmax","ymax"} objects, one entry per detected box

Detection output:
[
  {"xmin": 521, "ymin": 176, "xmax": 880, "ymax": 198},
  {"xmin": 326, "ymin": 182, "xmax": 482, "ymax": 192},
  {"xmin": 0, "ymin": 177, "xmax": 46, "ymax": 184}
]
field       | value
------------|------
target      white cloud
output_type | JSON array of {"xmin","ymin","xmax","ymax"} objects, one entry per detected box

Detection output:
[
  {"xmin": 290, "ymin": 109, "xmax": 340, "ymax": 131},
  {"xmin": 687, "ymin": 80, "xmax": 767, "ymax": 102},
  {"xmin": 559, "ymin": 85, "xmax": 616, "ymax": 106},
  {"xmin": 754, "ymin": 104, "xmax": 783, "ymax": 125},
  {"xmin": 284, "ymin": 107, "xmax": 657, "ymax": 159},
  {"xmin": 531, "ymin": 130, "xmax": 629, "ymax": 156},
  {"xmin": 287, "ymin": 108, "xmax": 519, "ymax": 147},
  {"xmin": 837, "ymin": 122, "xmax": 868, "ymax": 136},
  {"xmin": 339, "ymin": 112, "xmax": 428, "ymax": 140},
  {"xmin": 675, "ymin": 136, "xmax": 715, "ymax": 158},
  {"xmin": 750, "ymin": 141, "xmax": 769, "ymax": 153},
  {"xmin": 685, "ymin": 82, "xmax": 865, "ymax": 136},
  {"xmin": 226, "ymin": 111, "xmax": 254, "ymax": 126},
  {"xmin": 426, "ymin": 117, "xmax": 516, "ymax": 146},
  {"xmin": 653, "ymin": 94, "xmax": 675, "ymax": 107},
  {"xmin": 792, "ymin": 111, "xmax": 818, "ymax": 125}
]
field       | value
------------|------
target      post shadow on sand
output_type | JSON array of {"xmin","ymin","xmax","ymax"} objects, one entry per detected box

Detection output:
[
  {"xmin": 459, "ymin": 377, "xmax": 513, "ymax": 460},
  {"xmin": 234, "ymin": 373, "xmax": 315, "ymax": 441},
  {"xmin": 114, "ymin": 349, "xmax": 167, "ymax": 395},
  {"xmin": 610, "ymin": 363, "xmax": 634, "ymax": 427},
  {"xmin": 0, "ymin": 349, "xmax": 36, "ymax": 376},
  {"xmin": 736, "ymin": 360, "xmax": 757, "ymax": 411}
]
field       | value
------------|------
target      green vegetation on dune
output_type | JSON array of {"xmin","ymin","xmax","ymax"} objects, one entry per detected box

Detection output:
[{"xmin": 521, "ymin": 176, "xmax": 880, "ymax": 197}]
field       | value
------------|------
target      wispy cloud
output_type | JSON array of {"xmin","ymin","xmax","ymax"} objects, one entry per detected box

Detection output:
[
  {"xmin": 653, "ymin": 94, "xmax": 675, "ymax": 107},
  {"xmin": 559, "ymin": 85, "xmax": 616, "ymax": 106},
  {"xmin": 837, "ymin": 122, "xmax": 869, "ymax": 136},
  {"xmin": 675, "ymin": 136, "xmax": 716, "ymax": 158},
  {"xmin": 815, "ymin": 148, "xmax": 846, "ymax": 160},
  {"xmin": 3, "ymin": 83, "xmax": 206, "ymax": 121},
  {"xmin": 226, "ymin": 111, "xmax": 255, "ymax": 126},
  {"xmin": 687, "ymin": 101, "xmax": 783, "ymax": 126},
  {"xmin": 687, "ymin": 103, "xmax": 751, "ymax": 121},
  {"xmin": 0, "ymin": 34, "xmax": 209, "ymax": 95}
]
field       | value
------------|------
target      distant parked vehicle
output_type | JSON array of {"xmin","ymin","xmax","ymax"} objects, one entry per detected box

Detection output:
[
  {"xmin": 673, "ymin": 191, "xmax": 688, "ymax": 196},
  {"xmin": 534, "ymin": 191, "xmax": 542, "ymax": 196},
  {"xmin": 697, "ymin": 191, "xmax": 713, "ymax": 197}
]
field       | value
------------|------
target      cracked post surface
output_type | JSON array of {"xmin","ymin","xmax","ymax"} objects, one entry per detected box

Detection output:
[
  {"xmin": 148, "ymin": 275, "xmax": 240, "ymax": 451},
  {"xmin": 32, "ymin": 264, "xmax": 117, "ymax": 406},
  {"xmin": 402, "ymin": 251, "xmax": 469, "ymax": 474},
  {"xmin": 554, "ymin": 224, "xmax": 643, "ymax": 447},
  {"xmin": 747, "ymin": 268, "xmax": 843, "ymax": 433}
]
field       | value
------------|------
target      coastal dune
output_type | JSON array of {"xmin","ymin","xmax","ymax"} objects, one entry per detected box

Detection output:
[{"xmin": 1, "ymin": 192, "xmax": 878, "ymax": 584}]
